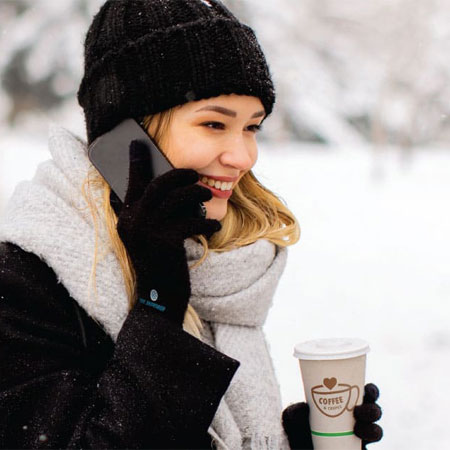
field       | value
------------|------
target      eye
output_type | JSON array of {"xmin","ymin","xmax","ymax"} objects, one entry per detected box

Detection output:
[
  {"xmin": 247, "ymin": 124, "xmax": 263, "ymax": 133},
  {"xmin": 202, "ymin": 121, "xmax": 225, "ymax": 130},
  {"xmin": 201, "ymin": 122, "xmax": 263, "ymax": 133}
]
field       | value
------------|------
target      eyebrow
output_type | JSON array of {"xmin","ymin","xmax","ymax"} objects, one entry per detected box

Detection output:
[{"xmin": 195, "ymin": 105, "xmax": 266, "ymax": 119}]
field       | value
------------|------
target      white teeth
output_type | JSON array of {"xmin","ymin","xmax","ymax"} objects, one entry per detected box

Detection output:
[{"xmin": 202, "ymin": 176, "xmax": 233, "ymax": 191}]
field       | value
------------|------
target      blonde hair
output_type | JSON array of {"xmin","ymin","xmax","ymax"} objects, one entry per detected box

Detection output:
[{"xmin": 81, "ymin": 107, "xmax": 301, "ymax": 339}]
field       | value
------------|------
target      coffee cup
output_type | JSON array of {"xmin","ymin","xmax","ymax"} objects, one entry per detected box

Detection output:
[{"xmin": 293, "ymin": 338, "xmax": 370, "ymax": 450}]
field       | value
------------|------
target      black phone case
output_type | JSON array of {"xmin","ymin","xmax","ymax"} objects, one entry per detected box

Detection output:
[
  {"xmin": 87, "ymin": 118, "xmax": 206, "ymax": 218},
  {"xmin": 88, "ymin": 118, "xmax": 173, "ymax": 203}
]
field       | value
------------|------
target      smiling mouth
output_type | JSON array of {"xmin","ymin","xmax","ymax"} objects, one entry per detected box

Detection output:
[
  {"xmin": 198, "ymin": 177, "xmax": 234, "ymax": 199},
  {"xmin": 200, "ymin": 175, "xmax": 233, "ymax": 191}
]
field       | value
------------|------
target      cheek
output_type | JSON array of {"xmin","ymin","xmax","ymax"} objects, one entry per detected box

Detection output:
[
  {"xmin": 167, "ymin": 142, "xmax": 215, "ymax": 169},
  {"xmin": 250, "ymin": 144, "xmax": 258, "ymax": 166}
]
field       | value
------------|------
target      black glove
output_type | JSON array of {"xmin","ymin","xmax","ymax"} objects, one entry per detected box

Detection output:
[
  {"xmin": 282, "ymin": 401, "xmax": 313, "ymax": 450},
  {"xmin": 111, "ymin": 139, "xmax": 222, "ymax": 327},
  {"xmin": 354, "ymin": 383, "xmax": 383, "ymax": 448},
  {"xmin": 282, "ymin": 383, "xmax": 383, "ymax": 450}
]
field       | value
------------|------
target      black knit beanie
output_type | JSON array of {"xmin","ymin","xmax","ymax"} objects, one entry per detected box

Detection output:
[{"xmin": 77, "ymin": 0, "xmax": 276, "ymax": 145}]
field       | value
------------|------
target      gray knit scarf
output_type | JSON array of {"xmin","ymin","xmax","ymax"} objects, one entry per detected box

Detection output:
[{"xmin": 0, "ymin": 124, "xmax": 290, "ymax": 449}]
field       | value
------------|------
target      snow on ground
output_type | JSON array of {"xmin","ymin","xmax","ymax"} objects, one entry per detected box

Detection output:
[
  {"xmin": 257, "ymin": 144, "xmax": 450, "ymax": 449},
  {"xmin": 1, "ymin": 125, "xmax": 449, "ymax": 449}
]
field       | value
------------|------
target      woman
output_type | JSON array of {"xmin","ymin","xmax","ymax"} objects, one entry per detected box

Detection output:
[{"xmin": 0, "ymin": 0, "xmax": 382, "ymax": 448}]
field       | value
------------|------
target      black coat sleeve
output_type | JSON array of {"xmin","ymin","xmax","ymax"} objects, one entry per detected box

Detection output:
[{"xmin": 0, "ymin": 243, "xmax": 240, "ymax": 449}]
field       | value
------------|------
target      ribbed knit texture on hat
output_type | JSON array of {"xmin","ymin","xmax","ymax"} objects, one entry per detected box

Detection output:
[{"xmin": 77, "ymin": 0, "xmax": 276, "ymax": 144}]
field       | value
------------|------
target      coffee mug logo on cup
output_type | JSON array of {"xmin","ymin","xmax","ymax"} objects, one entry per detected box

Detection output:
[{"xmin": 311, "ymin": 377, "xmax": 360, "ymax": 418}]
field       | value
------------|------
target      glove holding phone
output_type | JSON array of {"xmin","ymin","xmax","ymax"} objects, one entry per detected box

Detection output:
[{"xmin": 111, "ymin": 140, "xmax": 222, "ymax": 328}]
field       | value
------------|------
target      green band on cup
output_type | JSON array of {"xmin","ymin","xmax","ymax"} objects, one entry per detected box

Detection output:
[{"xmin": 311, "ymin": 430, "xmax": 355, "ymax": 437}]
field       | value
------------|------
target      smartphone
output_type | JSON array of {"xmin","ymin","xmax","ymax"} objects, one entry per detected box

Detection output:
[{"xmin": 88, "ymin": 118, "xmax": 206, "ymax": 217}]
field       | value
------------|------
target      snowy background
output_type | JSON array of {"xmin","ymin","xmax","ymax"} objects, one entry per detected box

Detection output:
[{"xmin": 1, "ymin": 1, "xmax": 450, "ymax": 449}]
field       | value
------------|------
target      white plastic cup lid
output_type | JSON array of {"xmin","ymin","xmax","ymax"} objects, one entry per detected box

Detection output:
[{"xmin": 293, "ymin": 337, "xmax": 370, "ymax": 361}]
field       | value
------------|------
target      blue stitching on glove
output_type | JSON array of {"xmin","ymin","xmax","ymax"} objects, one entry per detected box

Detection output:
[{"xmin": 139, "ymin": 297, "xmax": 166, "ymax": 312}]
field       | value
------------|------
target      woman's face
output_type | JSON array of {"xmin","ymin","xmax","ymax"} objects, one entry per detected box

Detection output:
[{"xmin": 154, "ymin": 94, "xmax": 265, "ymax": 221}]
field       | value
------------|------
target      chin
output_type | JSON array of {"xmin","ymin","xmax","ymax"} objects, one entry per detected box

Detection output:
[{"xmin": 205, "ymin": 199, "xmax": 228, "ymax": 221}]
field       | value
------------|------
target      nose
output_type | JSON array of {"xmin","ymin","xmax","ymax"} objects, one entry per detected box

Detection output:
[{"xmin": 219, "ymin": 138, "xmax": 256, "ymax": 172}]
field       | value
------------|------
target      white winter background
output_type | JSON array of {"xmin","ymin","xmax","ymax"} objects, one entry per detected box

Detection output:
[{"xmin": 1, "ymin": 1, "xmax": 450, "ymax": 449}]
